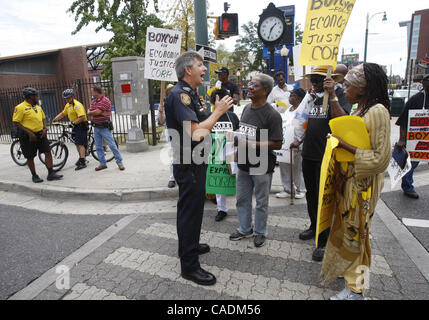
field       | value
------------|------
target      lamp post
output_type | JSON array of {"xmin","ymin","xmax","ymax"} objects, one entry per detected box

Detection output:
[
  {"xmin": 236, "ymin": 68, "xmax": 241, "ymax": 98},
  {"xmin": 364, "ymin": 11, "xmax": 387, "ymax": 63},
  {"xmin": 280, "ymin": 45, "xmax": 289, "ymax": 76}
]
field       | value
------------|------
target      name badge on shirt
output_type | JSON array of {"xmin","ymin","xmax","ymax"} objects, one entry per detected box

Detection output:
[{"xmin": 213, "ymin": 122, "xmax": 233, "ymax": 132}]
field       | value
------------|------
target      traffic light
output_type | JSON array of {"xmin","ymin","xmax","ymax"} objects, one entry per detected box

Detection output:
[
  {"xmin": 219, "ymin": 13, "xmax": 238, "ymax": 37},
  {"xmin": 213, "ymin": 17, "xmax": 225, "ymax": 40}
]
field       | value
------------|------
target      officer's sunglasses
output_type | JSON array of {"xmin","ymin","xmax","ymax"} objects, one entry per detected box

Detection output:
[
  {"xmin": 32, "ymin": 106, "xmax": 38, "ymax": 113},
  {"xmin": 248, "ymin": 82, "xmax": 261, "ymax": 88}
]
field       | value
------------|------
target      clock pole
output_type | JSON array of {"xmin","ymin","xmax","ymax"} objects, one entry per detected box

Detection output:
[{"xmin": 269, "ymin": 47, "xmax": 275, "ymax": 77}]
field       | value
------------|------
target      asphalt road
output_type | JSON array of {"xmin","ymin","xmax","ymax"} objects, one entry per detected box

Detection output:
[
  {"xmin": 381, "ymin": 184, "xmax": 429, "ymax": 253},
  {"xmin": 0, "ymin": 204, "xmax": 122, "ymax": 300}
]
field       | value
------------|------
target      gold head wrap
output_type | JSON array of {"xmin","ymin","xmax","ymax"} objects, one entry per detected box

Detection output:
[{"xmin": 345, "ymin": 64, "xmax": 367, "ymax": 88}]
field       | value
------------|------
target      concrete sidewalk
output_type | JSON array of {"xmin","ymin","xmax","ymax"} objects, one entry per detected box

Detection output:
[{"xmin": 0, "ymin": 141, "xmax": 178, "ymax": 201}]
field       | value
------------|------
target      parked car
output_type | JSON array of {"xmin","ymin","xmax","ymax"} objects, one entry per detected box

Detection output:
[{"xmin": 391, "ymin": 89, "xmax": 420, "ymax": 103}]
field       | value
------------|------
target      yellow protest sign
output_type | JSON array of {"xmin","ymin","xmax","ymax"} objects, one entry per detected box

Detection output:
[
  {"xmin": 299, "ymin": 0, "xmax": 356, "ymax": 68},
  {"xmin": 316, "ymin": 136, "xmax": 338, "ymax": 248}
]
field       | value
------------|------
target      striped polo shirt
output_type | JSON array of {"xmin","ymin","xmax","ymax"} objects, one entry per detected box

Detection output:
[{"xmin": 89, "ymin": 96, "xmax": 111, "ymax": 123}]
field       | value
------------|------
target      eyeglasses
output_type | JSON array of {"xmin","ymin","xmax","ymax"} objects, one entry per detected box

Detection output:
[
  {"xmin": 32, "ymin": 106, "xmax": 38, "ymax": 113},
  {"xmin": 248, "ymin": 82, "xmax": 261, "ymax": 88}
]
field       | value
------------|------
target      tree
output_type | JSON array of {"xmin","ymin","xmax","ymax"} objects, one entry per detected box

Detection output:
[
  {"xmin": 161, "ymin": 0, "xmax": 194, "ymax": 52},
  {"xmin": 234, "ymin": 22, "xmax": 266, "ymax": 80},
  {"xmin": 160, "ymin": 0, "xmax": 213, "ymax": 52},
  {"xmin": 295, "ymin": 22, "xmax": 303, "ymax": 45},
  {"xmin": 67, "ymin": 0, "xmax": 163, "ymax": 79}
]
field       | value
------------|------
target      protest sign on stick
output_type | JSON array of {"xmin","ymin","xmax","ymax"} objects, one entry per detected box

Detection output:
[
  {"xmin": 299, "ymin": 0, "xmax": 356, "ymax": 112},
  {"xmin": 144, "ymin": 27, "xmax": 182, "ymax": 82}
]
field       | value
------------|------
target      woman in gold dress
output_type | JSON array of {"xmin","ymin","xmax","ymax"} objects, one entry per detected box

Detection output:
[{"xmin": 322, "ymin": 63, "xmax": 392, "ymax": 300}]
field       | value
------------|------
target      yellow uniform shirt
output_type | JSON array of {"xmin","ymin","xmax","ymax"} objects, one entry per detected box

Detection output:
[
  {"xmin": 62, "ymin": 99, "xmax": 87, "ymax": 123},
  {"xmin": 12, "ymin": 101, "xmax": 46, "ymax": 133}
]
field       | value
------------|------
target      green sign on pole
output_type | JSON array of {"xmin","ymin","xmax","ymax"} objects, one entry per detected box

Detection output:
[{"xmin": 205, "ymin": 133, "xmax": 236, "ymax": 195}]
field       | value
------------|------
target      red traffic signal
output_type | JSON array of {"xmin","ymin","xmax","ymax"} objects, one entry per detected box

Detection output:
[{"xmin": 219, "ymin": 13, "xmax": 238, "ymax": 36}]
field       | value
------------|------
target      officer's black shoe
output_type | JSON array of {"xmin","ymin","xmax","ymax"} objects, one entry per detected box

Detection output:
[
  {"xmin": 312, "ymin": 247, "xmax": 325, "ymax": 262},
  {"xmin": 404, "ymin": 190, "xmax": 419, "ymax": 199},
  {"xmin": 47, "ymin": 172, "xmax": 63, "ymax": 181},
  {"xmin": 198, "ymin": 244, "xmax": 210, "ymax": 255},
  {"xmin": 299, "ymin": 228, "xmax": 315, "ymax": 241},
  {"xmin": 181, "ymin": 267, "xmax": 216, "ymax": 286},
  {"xmin": 32, "ymin": 175, "xmax": 43, "ymax": 183},
  {"xmin": 215, "ymin": 211, "xmax": 227, "ymax": 222},
  {"xmin": 168, "ymin": 180, "xmax": 176, "ymax": 188}
]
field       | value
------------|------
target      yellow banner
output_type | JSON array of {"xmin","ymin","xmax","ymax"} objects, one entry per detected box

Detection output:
[
  {"xmin": 299, "ymin": 0, "xmax": 356, "ymax": 67},
  {"xmin": 316, "ymin": 136, "xmax": 338, "ymax": 248}
]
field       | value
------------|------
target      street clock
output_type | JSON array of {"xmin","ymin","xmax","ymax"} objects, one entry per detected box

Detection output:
[{"xmin": 257, "ymin": 3, "xmax": 287, "ymax": 47}]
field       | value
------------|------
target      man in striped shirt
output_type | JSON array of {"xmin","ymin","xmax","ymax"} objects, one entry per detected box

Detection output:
[{"xmin": 87, "ymin": 86, "xmax": 125, "ymax": 171}]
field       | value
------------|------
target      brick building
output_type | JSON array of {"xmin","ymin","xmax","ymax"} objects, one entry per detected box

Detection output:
[
  {"xmin": 401, "ymin": 8, "xmax": 429, "ymax": 82},
  {"xmin": 0, "ymin": 43, "xmax": 108, "ymax": 89}
]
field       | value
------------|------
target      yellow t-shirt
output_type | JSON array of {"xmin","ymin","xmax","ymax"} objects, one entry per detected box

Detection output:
[
  {"xmin": 12, "ymin": 101, "xmax": 46, "ymax": 133},
  {"xmin": 62, "ymin": 99, "xmax": 87, "ymax": 123}
]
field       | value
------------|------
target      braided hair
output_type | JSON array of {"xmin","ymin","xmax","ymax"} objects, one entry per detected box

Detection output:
[{"xmin": 359, "ymin": 63, "xmax": 391, "ymax": 117}]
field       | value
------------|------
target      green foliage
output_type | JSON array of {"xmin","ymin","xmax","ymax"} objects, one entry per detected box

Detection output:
[
  {"xmin": 295, "ymin": 22, "xmax": 303, "ymax": 45},
  {"xmin": 234, "ymin": 22, "xmax": 266, "ymax": 80},
  {"xmin": 162, "ymin": 0, "xmax": 195, "ymax": 52},
  {"xmin": 67, "ymin": 0, "xmax": 163, "ymax": 79}
]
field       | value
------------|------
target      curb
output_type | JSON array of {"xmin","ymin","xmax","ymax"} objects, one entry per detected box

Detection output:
[{"xmin": 0, "ymin": 180, "xmax": 178, "ymax": 202}]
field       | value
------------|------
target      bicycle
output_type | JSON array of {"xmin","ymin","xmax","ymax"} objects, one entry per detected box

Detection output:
[
  {"xmin": 10, "ymin": 138, "xmax": 28, "ymax": 166},
  {"xmin": 39, "ymin": 121, "xmax": 118, "ymax": 171}
]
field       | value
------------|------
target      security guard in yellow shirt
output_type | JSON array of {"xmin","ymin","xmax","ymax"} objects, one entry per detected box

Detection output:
[
  {"xmin": 53, "ymin": 89, "xmax": 89, "ymax": 170},
  {"xmin": 12, "ymin": 87, "xmax": 63, "ymax": 183}
]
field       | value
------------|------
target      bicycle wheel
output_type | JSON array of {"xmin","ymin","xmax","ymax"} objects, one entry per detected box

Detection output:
[
  {"xmin": 85, "ymin": 137, "xmax": 93, "ymax": 157},
  {"xmin": 10, "ymin": 140, "xmax": 28, "ymax": 166},
  {"xmin": 39, "ymin": 141, "xmax": 69, "ymax": 171},
  {"xmin": 90, "ymin": 138, "xmax": 118, "ymax": 163}
]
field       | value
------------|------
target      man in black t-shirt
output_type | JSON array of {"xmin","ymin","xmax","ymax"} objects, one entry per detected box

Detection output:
[
  {"xmin": 229, "ymin": 74, "xmax": 283, "ymax": 248},
  {"xmin": 298, "ymin": 66, "xmax": 351, "ymax": 262},
  {"xmin": 215, "ymin": 67, "xmax": 240, "ymax": 106},
  {"xmin": 395, "ymin": 74, "xmax": 429, "ymax": 199}
]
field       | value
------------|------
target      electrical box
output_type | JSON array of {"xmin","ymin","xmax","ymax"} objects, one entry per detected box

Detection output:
[{"xmin": 112, "ymin": 56, "xmax": 149, "ymax": 115}]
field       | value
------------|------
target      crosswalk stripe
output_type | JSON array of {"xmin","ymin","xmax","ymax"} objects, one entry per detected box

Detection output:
[
  {"xmin": 402, "ymin": 218, "xmax": 429, "ymax": 228},
  {"xmin": 103, "ymin": 246, "xmax": 336, "ymax": 300},
  {"xmin": 62, "ymin": 283, "xmax": 130, "ymax": 300},
  {"xmin": 136, "ymin": 223, "xmax": 393, "ymax": 277}
]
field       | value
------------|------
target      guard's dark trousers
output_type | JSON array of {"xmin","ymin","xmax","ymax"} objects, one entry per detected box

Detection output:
[
  {"xmin": 302, "ymin": 158, "xmax": 329, "ymax": 247},
  {"xmin": 174, "ymin": 164, "xmax": 207, "ymax": 273}
]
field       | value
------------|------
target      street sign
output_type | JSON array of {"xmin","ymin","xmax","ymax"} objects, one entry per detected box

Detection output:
[
  {"xmin": 196, "ymin": 45, "xmax": 217, "ymax": 64},
  {"xmin": 342, "ymin": 53, "xmax": 359, "ymax": 66}
]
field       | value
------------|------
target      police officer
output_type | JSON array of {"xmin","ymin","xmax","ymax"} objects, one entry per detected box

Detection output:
[
  {"xmin": 165, "ymin": 51, "xmax": 233, "ymax": 286},
  {"xmin": 53, "ymin": 89, "xmax": 89, "ymax": 170},
  {"xmin": 12, "ymin": 87, "xmax": 63, "ymax": 183}
]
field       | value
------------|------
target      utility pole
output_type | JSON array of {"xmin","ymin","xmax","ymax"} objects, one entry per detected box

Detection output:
[{"xmin": 194, "ymin": 0, "xmax": 210, "ymax": 99}]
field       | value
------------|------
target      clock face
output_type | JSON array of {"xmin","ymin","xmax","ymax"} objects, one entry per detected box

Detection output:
[{"xmin": 259, "ymin": 16, "xmax": 284, "ymax": 42}]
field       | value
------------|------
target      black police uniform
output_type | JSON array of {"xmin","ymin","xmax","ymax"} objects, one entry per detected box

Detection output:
[{"xmin": 164, "ymin": 80, "xmax": 209, "ymax": 273}]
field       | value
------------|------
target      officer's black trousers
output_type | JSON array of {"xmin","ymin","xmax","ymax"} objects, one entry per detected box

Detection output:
[
  {"xmin": 302, "ymin": 158, "xmax": 329, "ymax": 247},
  {"xmin": 173, "ymin": 164, "xmax": 207, "ymax": 273}
]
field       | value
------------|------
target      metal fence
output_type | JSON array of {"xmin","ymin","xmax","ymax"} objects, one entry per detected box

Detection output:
[{"xmin": 0, "ymin": 79, "xmax": 159, "ymax": 144}]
